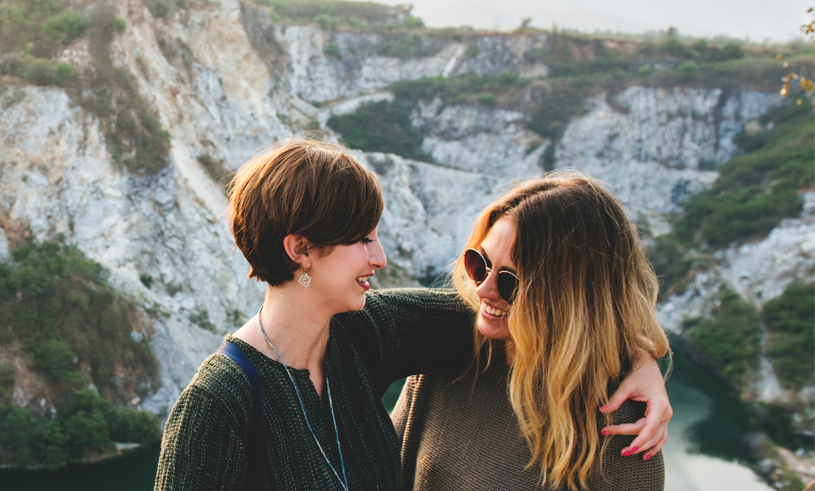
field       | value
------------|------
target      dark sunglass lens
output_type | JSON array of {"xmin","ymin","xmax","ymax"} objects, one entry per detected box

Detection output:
[
  {"xmin": 464, "ymin": 249, "xmax": 486, "ymax": 283},
  {"xmin": 497, "ymin": 273, "xmax": 519, "ymax": 304}
]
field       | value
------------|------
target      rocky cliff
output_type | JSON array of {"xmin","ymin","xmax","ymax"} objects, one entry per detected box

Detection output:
[{"xmin": 0, "ymin": 0, "xmax": 810, "ymax": 433}]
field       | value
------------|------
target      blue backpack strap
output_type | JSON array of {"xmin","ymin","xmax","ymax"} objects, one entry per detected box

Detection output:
[{"xmin": 215, "ymin": 340, "xmax": 267, "ymax": 488}]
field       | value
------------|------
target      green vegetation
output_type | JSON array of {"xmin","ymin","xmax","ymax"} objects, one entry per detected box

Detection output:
[
  {"xmin": 188, "ymin": 309, "xmax": 216, "ymax": 332},
  {"xmin": 0, "ymin": 1, "xmax": 171, "ymax": 174},
  {"xmin": 197, "ymin": 153, "xmax": 232, "ymax": 187},
  {"xmin": 0, "ymin": 0, "xmax": 85, "ymax": 87},
  {"xmin": 763, "ymin": 282, "xmax": 815, "ymax": 390},
  {"xmin": 323, "ymin": 43, "xmax": 341, "ymax": 58},
  {"xmin": 328, "ymin": 72, "xmax": 530, "ymax": 159},
  {"xmin": 139, "ymin": 274, "xmax": 154, "ymax": 289},
  {"xmin": 328, "ymin": 99, "xmax": 429, "ymax": 161},
  {"xmin": 0, "ymin": 239, "xmax": 158, "ymax": 404},
  {"xmin": 376, "ymin": 33, "xmax": 444, "ymax": 59},
  {"xmin": 688, "ymin": 291, "xmax": 762, "ymax": 386},
  {"xmin": 0, "ymin": 390, "xmax": 158, "ymax": 468},
  {"xmin": 648, "ymin": 234, "xmax": 695, "ymax": 297},
  {"xmin": 477, "ymin": 92, "xmax": 495, "ymax": 104},
  {"xmin": 248, "ymin": 0, "xmax": 425, "ymax": 31},
  {"xmin": 678, "ymin": 61, "xmax": 697, "ymax": 81},
  {"xmin": 675, "ymin": 103, "xmax": 814, "ymax": 247},
  {"xmin": 541, "ymin": 145, "xmax": 556, "ymax": 172},
  {"xmin": 0, "ymin": 239, "xmax": 159, "ymax": 467}
]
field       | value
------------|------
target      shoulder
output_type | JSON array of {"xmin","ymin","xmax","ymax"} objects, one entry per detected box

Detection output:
[
  {"xmin": 593, "ymin": 400, "xmax": 664, "ymax": 490},
  {"xmin": 173, "ymin": 352, "xmax": 255, "ymax": 429}
]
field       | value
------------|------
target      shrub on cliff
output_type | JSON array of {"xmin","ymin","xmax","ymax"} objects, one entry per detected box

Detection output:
[
  {"xmin": 328, "ymin": 99, "xmax": 430, "ymax": 161},
  {"xmin": 675, "ymin": 102, "xmax": 813, "ymax": 248},
  {"xmin": 41, "ymin": 12, "xmax": 88, "ymax": 45},
  {"xmin": 648, "ymin": 235, "xmax": 694, "ymax": 297},
  {"xmin": 689, "ymin": 291, "xmax": 762, "ymax": 386},
  {"xmin": 0, "ymin": 239, "xmax": 158, "ymax": 404},
  {"xmin": 763, "ymin": 282, "xmax": 815, "ymax": 390}
]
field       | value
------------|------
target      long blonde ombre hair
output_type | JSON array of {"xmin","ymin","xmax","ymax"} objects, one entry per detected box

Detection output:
[{"xmin": 453, "ymin": 172, "xmax": 670, "ymax": 490}]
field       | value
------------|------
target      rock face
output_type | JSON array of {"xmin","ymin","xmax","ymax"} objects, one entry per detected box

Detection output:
[{"xmin": 0, "ymin": 0, "xmax": 810, "ymax": 417}]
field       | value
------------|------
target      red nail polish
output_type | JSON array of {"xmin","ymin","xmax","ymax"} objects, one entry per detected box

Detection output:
[
  {"xmin": 622, "ymin": 450, "xmax": 630, "ymax": 456},
  {"xmin": 631, "ymin": 446, "xmax": 639, "ymax": 453},
  {"xmin": 644, "ymin": 454, "xmax": 651, "ymax": 461},
  {"xmin": 601, "ymin": 430, "xmax": 607, "ymax": 435}
]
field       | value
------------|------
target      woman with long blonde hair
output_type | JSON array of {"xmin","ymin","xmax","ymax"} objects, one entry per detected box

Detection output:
[{"xmin": 393, "ymin": 172, "xmax": 671, "ymax": 490}]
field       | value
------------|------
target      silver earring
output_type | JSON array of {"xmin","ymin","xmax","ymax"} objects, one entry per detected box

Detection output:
[{"xmin": 298, "ymin": 268, "xmax": 311, "ymax": 288}]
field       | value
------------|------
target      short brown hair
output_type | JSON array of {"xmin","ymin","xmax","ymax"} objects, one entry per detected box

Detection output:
[{"xmin": 228, "ymin": 137, "xmax": 384, "ymax": 286}]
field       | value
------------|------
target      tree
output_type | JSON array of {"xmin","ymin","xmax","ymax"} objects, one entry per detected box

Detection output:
[{"xmin": 778, "ymin": 7, "xmax": 815, "ymax": 102}]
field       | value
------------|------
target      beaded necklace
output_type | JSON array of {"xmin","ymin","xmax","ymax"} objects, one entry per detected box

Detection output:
[{"xmin": 257, "ymin": 307, "xmax": 348, "ymax": 491}]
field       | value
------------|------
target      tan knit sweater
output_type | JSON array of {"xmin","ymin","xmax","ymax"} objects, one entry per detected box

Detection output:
[{"xmin": 392, "ymin": 362, "xmax": 665, "ymax": 491}]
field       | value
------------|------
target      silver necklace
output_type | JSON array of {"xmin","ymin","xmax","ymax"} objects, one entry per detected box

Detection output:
[{"xmin": 258, "ymin": 307, "xmax": 348, "ymax": 491}]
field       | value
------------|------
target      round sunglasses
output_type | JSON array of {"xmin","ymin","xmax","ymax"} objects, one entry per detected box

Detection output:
[{"xmin": 463, "ymin": 248, "xmax": 519, "ymax": 305}]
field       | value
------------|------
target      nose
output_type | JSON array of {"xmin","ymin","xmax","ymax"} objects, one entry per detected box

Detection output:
[
  {"xmin": 475, "ymin": 269, "xmax": 503, "ymax": 304},
  {"xmin": 369, "ymin": 239, "xmax": 387, "ymax": 270}
]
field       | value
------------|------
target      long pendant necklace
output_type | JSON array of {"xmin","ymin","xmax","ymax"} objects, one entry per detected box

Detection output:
[{"xmin": 258, "ymin": 307, "xmax": 349, "ymax": 491}]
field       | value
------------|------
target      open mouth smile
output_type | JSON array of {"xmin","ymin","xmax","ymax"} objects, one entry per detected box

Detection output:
[{"xmin": 481, "ymin": 302, "xmax": 507, "ymax": 318}]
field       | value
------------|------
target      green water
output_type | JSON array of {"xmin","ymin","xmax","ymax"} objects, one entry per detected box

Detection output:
[
  {"xmin": 662, "ymin": 341, "xmax": 775, "ymax": 491},
  {"xmin": 0, "ymin": 443, "xmax": 160, "ymax": 490},
  {"xmin": 0, "ymin": 343, "xmax": 798, "ymax": 490}
]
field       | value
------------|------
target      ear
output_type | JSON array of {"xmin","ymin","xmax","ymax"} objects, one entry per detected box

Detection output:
[{"xmin": 282, "ymin": 234, "xmax": 312, "ymax": 268}]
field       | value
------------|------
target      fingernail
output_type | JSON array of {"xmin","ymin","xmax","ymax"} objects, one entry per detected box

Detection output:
[
  {"xmin": 601, "ymin": 430, "xmax": 607, "ymax": 435},
  {"xmin": 622, "ymin": 450, "xmax": 630, "ymax": 456},
  {"xmin": 599, "ymin": 405, "xmax": 607, "ymax": 410},
  {"xmin": 631, "ymin": 446, "xmax": 639, "ymax": 453},
  {"xmin": 644, "ymin": 454, "xmax": 651, "ymax": 461}
]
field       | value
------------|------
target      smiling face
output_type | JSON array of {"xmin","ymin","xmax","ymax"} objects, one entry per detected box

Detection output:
[
  {"xmin": 474, "ymin": 217, "xmax": 517, "ymax": 342},
  {"xmin": 307, "ymin": 227, "xmax": 387, "ymax": 314}
]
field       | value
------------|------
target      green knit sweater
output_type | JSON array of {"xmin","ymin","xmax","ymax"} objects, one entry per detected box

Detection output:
[{"xmin": 154, "ymin": 289, "xmax": 475, "ymax": 491}]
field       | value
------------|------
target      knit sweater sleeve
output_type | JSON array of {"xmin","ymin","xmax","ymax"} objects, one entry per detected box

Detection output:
[
  {"xmin": 335, "ymin": 288, "xmax": 475, "ymax": 396},
  {"xmin": 154, "ymin": 356, "xmax": 253, "ymax": 491}
]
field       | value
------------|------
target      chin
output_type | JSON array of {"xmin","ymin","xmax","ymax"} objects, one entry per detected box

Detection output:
[
  {"xmin": 476, "ymin": 316, "xmax": 511, "ymax": 341},
  {"xmin": 346, "ymin": 295, "xmax": 367, "ymax": 312}
]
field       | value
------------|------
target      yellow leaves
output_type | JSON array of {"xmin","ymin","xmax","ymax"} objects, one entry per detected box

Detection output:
[
  {"xmin": 800, "ymin": 77, "xmax": 815, "ymax": 92},
  {"xmin": 780, "ymin": 84, "xmax": 789, "ymax": 97},
  {"xmin": 796, "ymin": 99, "xmax": 803, "ymax": 105},
  {"xmin": 776, "ymin": 53, "xmax": 783, "ymax": 61}
]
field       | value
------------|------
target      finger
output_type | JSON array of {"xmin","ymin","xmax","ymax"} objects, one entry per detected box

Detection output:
[
  {"xmin": 602, "ymin": 385, "xmax": 634, "ymax": 413},
  {"xmin": 623, "ymin": 410, "xmax": 661, "ymax": 452},
  {"xmin": 629, "ymin": 421, "xmax": 668, "ymax": 457},
  {"xmin": 642, "ymin": 427, "xmax": 669, "ymax": 461},
  {"xmin": 601, "ymin": 420, "xmax": 644, "ymax": 436}
]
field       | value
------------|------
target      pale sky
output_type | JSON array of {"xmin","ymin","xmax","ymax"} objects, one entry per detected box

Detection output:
[{"xmin": 378, "ymin": 0, "xmax": 810, "ymax": 44}]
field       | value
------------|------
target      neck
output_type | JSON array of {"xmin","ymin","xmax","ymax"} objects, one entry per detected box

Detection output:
[
  {"xmin": 503, "ymin": 342, "xmax": 515, "ymax": 366},
  {"xmin": 234, "ymin": 284, "xmax": 334, "ymax": 373}
]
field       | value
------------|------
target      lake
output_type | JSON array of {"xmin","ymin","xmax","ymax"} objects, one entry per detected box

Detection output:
[{"xmin": 0, "ymin": 343, "xmax": 784, "ymax": 490}]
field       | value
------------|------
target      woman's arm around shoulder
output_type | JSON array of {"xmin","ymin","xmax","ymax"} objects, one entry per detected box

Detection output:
[
  {"xmin": 336, "ymin": 288, "xmax": 475, "ymax": 394},
  {"xmin": 154, "ymin": 356, "xmax": 253, "ymax": 491}
]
